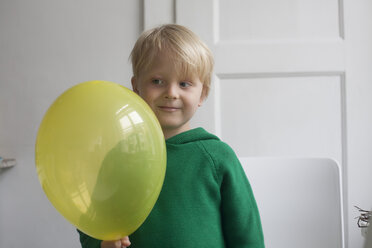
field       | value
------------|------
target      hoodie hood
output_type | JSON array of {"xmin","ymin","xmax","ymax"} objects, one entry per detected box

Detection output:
[{"xmin": 165, "ymin": 128, "xmax": 219, "ymax": 145}]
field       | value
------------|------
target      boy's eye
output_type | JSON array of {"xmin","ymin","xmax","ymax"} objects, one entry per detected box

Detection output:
[
  {"xmin": 152, "ymin": 79, "xmax": 163, "ymax": 85},
  {"xmin": 179, "ymin": 81, "xmax": 191, "ymax": 88}
]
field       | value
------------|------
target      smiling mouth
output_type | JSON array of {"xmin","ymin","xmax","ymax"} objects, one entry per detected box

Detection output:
[{"xmin": 158, "ymin": 106, "xmax": 180, "ymax": 112}]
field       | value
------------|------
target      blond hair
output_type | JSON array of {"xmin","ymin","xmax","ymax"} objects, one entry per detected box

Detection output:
[{"xmin": 130, "ymin": 24, "xmax": 214, "ymax": 97}]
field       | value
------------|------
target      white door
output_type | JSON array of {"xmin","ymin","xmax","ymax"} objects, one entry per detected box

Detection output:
[{"xmin": 174, "ymin": 1, "xmax": 347, "ymax": 247}]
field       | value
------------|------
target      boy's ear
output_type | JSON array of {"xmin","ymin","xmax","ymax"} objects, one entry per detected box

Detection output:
[{"xmin": 131, "ymin": 77, "xmax": 139, "ymax": 94}]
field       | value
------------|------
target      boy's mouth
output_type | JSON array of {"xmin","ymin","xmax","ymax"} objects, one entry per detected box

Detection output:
[{"xmin": 158, "ymin": 106, "xmax": 180, "ymax": 112}]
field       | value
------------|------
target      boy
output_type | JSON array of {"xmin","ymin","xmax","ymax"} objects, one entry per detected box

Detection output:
[{"xmin": 78, "ymin": 24, "xmax": 264, "ymax": 248}]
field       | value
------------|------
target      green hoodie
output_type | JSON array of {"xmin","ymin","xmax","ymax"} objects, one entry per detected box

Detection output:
[{"xmin": 78, "ymin": 128, "xmax": 264, "ymax": 248}]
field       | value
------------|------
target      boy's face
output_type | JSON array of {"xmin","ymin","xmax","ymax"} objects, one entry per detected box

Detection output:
[{"xmin": 131, "ymin": 53, "xmax": 205, "ymax": 139}]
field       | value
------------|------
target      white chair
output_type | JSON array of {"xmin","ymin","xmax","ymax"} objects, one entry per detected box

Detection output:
[{"xmin": 241, "ymin": 158, "xmax": 344, "ymax": 248}]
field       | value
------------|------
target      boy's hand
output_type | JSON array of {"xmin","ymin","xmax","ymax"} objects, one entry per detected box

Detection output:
[{"xmin": 101, "ymin": 236, "xmax": 131, "ymax": 248}]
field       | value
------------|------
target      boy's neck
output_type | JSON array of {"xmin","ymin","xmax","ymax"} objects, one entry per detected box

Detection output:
[{"xmin": 163, "ymin": 125, "xmax": 191, "ymax": 140}]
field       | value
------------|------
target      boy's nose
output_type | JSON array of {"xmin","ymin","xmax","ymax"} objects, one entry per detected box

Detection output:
[{"xmin": 164, "ymin": 84, "xmax": 179, "ymax": 99}]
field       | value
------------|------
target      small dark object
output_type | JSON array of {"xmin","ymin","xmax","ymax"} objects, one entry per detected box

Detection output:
[{"xmin": 355, "ymin": 206, "xmax": 371, "ymax": 228}]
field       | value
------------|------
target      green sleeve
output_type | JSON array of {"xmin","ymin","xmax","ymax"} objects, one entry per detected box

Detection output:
[
  {"xmin": 218, "ymin": 145, "xmax": 265, "ymax": 248},
  {"xmin": 77, "ymin": 230, "xmax": 102, "ymax": 248}
]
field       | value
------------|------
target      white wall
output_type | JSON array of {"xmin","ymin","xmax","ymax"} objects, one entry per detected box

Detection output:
[{"xmin": 0, "ymin": 1, "xmax": 141, "ymax": 247}]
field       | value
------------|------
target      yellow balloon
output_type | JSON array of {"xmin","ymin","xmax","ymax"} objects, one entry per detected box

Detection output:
[{"xmin": 35, "ymin": 81, "xmax": 166, "ymax": 240}]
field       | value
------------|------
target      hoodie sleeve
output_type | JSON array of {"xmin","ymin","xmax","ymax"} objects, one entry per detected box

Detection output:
[
  {"xmin": 77, "ymin": 229, "xmax": 102, "ymax": 248},
  {"xmin": 217, "ymin": 143, "xmax": 265, "ymax": 248}
]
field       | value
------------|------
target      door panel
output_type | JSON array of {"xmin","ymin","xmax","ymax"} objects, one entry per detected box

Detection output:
[{"xmin": 219, "ymin": 74, "xmax": 342, "ymax": 158}]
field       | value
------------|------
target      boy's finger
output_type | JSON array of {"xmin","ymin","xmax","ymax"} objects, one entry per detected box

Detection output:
[
  {"xmin": 100, "ymin": 240, "xmax": 122, "ymax": 248},
  {"xmin": 121, "ymin": 236, "xmax": 131, "ymax": 247},
  {"xmin": 115, "ymin": 240, "xmax": 122, "ymax": 248}
]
